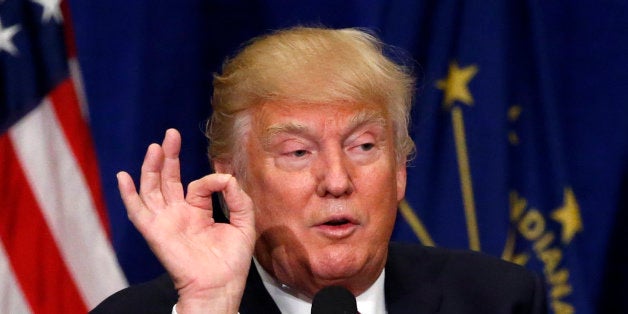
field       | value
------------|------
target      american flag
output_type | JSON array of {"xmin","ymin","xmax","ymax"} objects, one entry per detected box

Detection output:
[{"xmin": 0, "ymin": 0, "xmax": 127, "ymax": 312}]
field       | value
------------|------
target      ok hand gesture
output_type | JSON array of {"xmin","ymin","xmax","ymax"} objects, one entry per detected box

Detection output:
[{"xmin": 117, "ymin": 129, "xmax": 256, "ymax": 313}]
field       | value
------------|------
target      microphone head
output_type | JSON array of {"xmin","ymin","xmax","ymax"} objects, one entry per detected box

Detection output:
[{"xmin": 311, "ymin": 285, "xmax": 358, "ymax": 314}]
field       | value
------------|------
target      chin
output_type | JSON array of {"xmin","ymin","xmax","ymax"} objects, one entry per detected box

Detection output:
[{"xmin": 308, "ymin": 247, "xmax": 366, "ymax": 281}]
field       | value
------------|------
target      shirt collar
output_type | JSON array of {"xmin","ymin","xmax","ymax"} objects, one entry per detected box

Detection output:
[{"xmin": 253, "ymin": 259, "xmax": 387, "ymax": 314}]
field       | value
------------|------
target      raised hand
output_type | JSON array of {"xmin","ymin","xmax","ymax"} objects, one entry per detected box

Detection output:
[{"xmin": 116, "ymin": 129, "xmax": 256, "ymax": 313}]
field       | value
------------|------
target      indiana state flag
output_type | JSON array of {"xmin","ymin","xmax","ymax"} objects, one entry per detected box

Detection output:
[{"xmin": 391, "ymin": 1, "xmax": 589, "ymax": 313}]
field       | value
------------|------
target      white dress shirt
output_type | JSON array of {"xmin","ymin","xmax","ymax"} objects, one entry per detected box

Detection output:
[{"xmin": 254, "ymin": 259, "xmax": 388, "ymax": 314}]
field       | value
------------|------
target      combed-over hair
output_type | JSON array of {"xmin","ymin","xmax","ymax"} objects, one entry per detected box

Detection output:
[{"xmin": 207, "ymin": 26, "xmax": 415, "ymax": 167}]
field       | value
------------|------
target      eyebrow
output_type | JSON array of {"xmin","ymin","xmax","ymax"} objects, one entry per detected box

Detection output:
[
  {"xmin": 261, "ymin": 109, "xmax": 388, "ymax": 147},
  {"xmin": 263, "ymin": 122, "xmax": 308, "ymax": 147},
  {"xmin": 347, "ymin": 110, "xmax": 388, "ymax": 131}
]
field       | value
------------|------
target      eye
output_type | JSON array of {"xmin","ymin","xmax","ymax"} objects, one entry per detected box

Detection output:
[
  {"xmin": 276, "ymin": 148, "xmax": 312, "ymax": 171},
  {"xmin": 359, "ymin": 143, "xmax": 375, "ymax": 151},
  {"xmin": 346, "ymin": 138, "xmax": 379, "ymax": 165},
  {"xmin": 292, "ymin": 149, "xmax": 308, "ymax": 157}
]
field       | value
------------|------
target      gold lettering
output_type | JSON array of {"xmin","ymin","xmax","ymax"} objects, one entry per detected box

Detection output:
[
  {"xmin": 551, "ymin": 283, "xmax": 573, "ymax": 300},
  {"xmin": 551, "ymin": 300, "xmax": 575, "ymax": 314},
  {"xmin": 540, "ymin": 248, "xmax": 562, "ymax": 275},
  {"xmin": 548, "ymin": 269, "xmax": 570, "ymax": 285},
  {"xmin": 548, "ymin": 269, "xmax": 572, "ymax": 299},
  {"xmin": 533, "ymin": 232, "xmax": 555, "ymax": 254},
  {"xmin": 508, "ymin": 192, "xmax": 576, "ymax": 311},
  {"xmin": 509, "ymin": 191, "xmax": 527, "ymax": 221},
  {"xmin": 518, "ymin": 209, "xmax": 545, "ymax": 241}
]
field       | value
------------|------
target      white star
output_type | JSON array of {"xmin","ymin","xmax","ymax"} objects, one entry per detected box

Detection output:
[
  {"xmin": 0, "ymin": 18, "xmax": 21, "ymax": 56},
  {"xmin": 31, "ymin": 0, "xmax": 63, "ymax": 23}
]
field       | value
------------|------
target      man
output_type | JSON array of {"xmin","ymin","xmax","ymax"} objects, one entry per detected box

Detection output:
[{"xmin": 93, "ymin": 27, "xmax": 546, "ymax": 313}]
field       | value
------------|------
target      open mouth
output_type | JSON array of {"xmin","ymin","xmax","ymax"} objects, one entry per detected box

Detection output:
[
  {"xmin": 315, "ymin": 216, "xmax": 358, "ymax": 238},
  {"xmin": 323, "ymin": 218, "xmax": 352, "ymax": 226}
]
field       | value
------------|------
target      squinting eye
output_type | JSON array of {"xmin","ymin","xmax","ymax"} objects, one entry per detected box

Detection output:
[
  {"xmin": 293, "ymin": 149, "xmax": 308, "ymax": 157},
  {"xmin": 360, "ymin": 143, "xmax": 375, "ymax": 151}
]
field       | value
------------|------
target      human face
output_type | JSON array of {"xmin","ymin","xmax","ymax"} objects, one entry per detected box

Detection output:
[{"xmin": 239, "ymin": 100, "xmax": 406, "ymax": 297}]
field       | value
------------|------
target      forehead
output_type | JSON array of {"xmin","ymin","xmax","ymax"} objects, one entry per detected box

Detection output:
[{"xmin": 252, "ymin": 100, "xmax": 389, "ymax": 133}]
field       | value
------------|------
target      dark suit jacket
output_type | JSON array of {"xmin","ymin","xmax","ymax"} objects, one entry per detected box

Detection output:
[{"xmin": 91, "ymin": 242, "xmax": 547, "ymax": 313}]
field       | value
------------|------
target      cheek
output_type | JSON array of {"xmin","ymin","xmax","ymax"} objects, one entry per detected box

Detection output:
[
  {"xmin": 365, "ymin": 184, "xmax": 397, "ymax": 222},
  {"xmin": 361, "ymin": 164, "xmax": 398, "ymax": 199},
  {"xmin": 247, "ymin": 168, "xmax": 314, "ymax": 228},
  {"xmin": 359, "ymin": 165, "xmax": 400, "ymax": 226}
]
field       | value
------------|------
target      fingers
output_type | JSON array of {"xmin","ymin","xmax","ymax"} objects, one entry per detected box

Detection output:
[
  {"xmin": 138, "ymin": 129, "xmax": 185, "ymax": 207},
  {"xmin": 139, "ymin": 143, "xmax": 166, "ymax": 207},
  {"xmin": 186, "ymin": 174, "xmax": 255, "ymax": 232},
  {"xmin": 185, "ymin": 173, "xmax": 233, "ymax": 209},
  {"xmin": 117, "ymin": 171, "xmax": 139, "ymax": 205},
  {"xmin": 222, "ymin": 176, "xmax": 255, "ymax": 231},
  {"xmin": 117, "ymin": 171, "xmax": 149, "ymax": 225},
  {"xmin": 124, "ymin": 129, "xmax": 254, "ymax": 240},
  {"xmin": 160, "ymin": 129, "xmax": 184, "ymax": 203}
]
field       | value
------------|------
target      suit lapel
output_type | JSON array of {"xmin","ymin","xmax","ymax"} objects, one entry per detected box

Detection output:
[
  {"xmin": 385, "ymin": 243, "xmax": 443, "ymax": 314},
  {"xmin": 239, "ymin": 263, "xmax": 282, "ymax": 314}
]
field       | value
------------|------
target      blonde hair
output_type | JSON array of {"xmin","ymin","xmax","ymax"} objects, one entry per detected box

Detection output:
[{"xmin": 207, "ymin": 26, "xmax": 415, "ymax": 167}]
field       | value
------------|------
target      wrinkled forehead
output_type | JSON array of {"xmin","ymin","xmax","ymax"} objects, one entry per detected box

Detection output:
[{"xmin": 251, "ymin": 100, "xmax": 390, "ymax": 135}]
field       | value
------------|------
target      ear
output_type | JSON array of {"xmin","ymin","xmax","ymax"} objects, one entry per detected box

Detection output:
[
  {"xmin": 396, "ymin": 161, "xmax": 407, "ymax": 202},
  {"xmin": 212, "ymin": 159, "xmax": 233, "ymax": 175}
]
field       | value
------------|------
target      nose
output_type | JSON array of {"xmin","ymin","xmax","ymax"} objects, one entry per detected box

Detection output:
[{"xmin": 315, "ymin": 147, "xmax": 354, "ymax": 197}]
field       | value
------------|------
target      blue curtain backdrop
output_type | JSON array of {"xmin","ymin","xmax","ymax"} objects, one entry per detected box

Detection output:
[{"xmin": 68, "ymin": 1, "xmax": 628, "ymax": 313}]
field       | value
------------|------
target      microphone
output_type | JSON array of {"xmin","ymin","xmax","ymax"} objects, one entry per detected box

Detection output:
[{"xmin": 311, "ymin": 286, "xmax": 358, "ymax": 314}]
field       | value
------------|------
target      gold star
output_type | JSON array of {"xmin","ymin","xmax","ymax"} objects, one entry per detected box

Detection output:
[
  {"xmin": 551, "ymin": 187, "xmax": 583, "ymax": 244},
  {"xmin": 436, "ymin": 61, "xmax": 478, "ymax": 109}
]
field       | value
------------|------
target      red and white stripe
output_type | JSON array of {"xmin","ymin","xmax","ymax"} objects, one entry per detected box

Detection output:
[
  {"xmin": 0, "ymin": 244, "xmax": 31, "ymax": 314},
  {"xmin": 0, "ymin": 79, "xmax": 128, "ymax": 312},
  {"xmin": 0, "ymin": 3, "xmax": 128, "ymax": 312}
]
